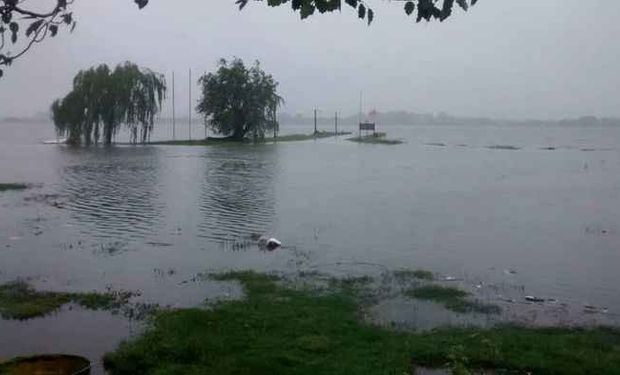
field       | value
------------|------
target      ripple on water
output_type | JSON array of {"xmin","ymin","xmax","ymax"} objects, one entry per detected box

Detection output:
[
  {"xmin": 61, "ymin": 159, "xmax": 164, "ymax": 241},
  {"xmin": 197, "ymin": 153, "xmax": 277, "ymax": 244}
]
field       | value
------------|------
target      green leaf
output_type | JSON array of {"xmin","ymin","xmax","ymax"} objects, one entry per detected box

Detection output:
[
  {"xmin": 49, "ymin": 24, "xmax": 58, "ymax": 37},
  {"xmin": 404, "ymin": 1, "xmax": 415, "ymax": 16},
  {"xmin": 236, "ymin": 0, "xmax": 249, "ymax": 10},
  {"xmin": 440, "ymin": 0, "xmax": 454, "ymax": 21},
  {"xmin": 292, "ymin": 0, "xmax": 303, "ymax": 10},
  {"xmin": 300, "ymin": 3, "xmax": 315, "ymax": 19},
  {"xmin": 62, "ymin": 13, "xmax": 73, "ymax": 25},
  {"xmin": 358, "ymin": 4, "xmax": 366, "ymax": 19},
  {"xmin": 345, "ymin": 0, "xmax": 358, "ymax": 9},
  {"xmin": 134, "ymin": 0, "xmax": 149, "ymax": 9},
  {"xmin": 26, "ymin": 20, "xmax": 44, "ymax": 37},
  {"xmin": 455, "ymin": 0, "xmax": 469, "ymax": 11}
]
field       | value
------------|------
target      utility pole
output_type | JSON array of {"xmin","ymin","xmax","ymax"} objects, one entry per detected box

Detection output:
[
  {"xmin": 189, "ymin": 68, "xmax": 192, "ymax": 141},
  {"xmin": 335, "ymin": 111, "xmax": 338, "ymax": 135},
  {"xmin": 358, "ymin": 90, "xmax": 363, "ymax": 139},
  {"xmin": 314, "ymin": 108, "xmax": 317, "ymax": 135},
  {"xmin": 172, "ymin": 71, "xmax": 176, "ymax": 140},
  {"xmin": 273, "ymin": 106, "xmax": 277, "ymax": 139}
]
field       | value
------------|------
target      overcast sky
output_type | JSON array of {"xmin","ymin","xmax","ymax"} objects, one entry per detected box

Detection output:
[{"xmin": 0, "ymin": 0, "xmax": 619, "ymax": 120}]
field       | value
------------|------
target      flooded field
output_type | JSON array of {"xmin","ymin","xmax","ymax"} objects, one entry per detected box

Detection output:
[{"xmin": 1, "ymin": 120, "xmax": 620, "ymax": 371}]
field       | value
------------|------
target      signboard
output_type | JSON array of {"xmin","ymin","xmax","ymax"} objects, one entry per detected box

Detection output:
[{"xmin": 359, "ymin": 122, "xmax": 375, "ymax": 131}]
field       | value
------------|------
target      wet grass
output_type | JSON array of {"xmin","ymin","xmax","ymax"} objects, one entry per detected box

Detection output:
[
  {"xmin": 147, "ymin": 132, "xmax": 350, "ymax": 146},
  {"xmin": 272, "ymin": 131, "xmax": 351, "ymax": 142},
  {"xmin": 147, "ymin": 138, "xmax": 249, "ymax": 146},
  {"xmin": 406, "ymin": 285, "xmax": 501, "ymax": 314},
  {"xmin": 104, "ymin": 271, "xmax": 620, "ymax": 375},
  {"xmin": 0, "ymin": 183, "xmax": 29, "ymax": 192},
  {"xmin": 0, "ymin": 280, "xmax": 133, "ymax": 320},
  {"xmin": 347, "ymin": 135, "xmax": 404, "ymax": 145}
]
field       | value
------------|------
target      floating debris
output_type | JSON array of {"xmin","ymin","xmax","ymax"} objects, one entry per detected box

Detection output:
[
  {"xmin": 487, "ymin": 145, "xmax": 521, "ymax": 150},
  {"xmin": 525, "ymin": 296, "xmax": 546, "ymax": 303},
  {"xmin": 584, "ymin": 305, "xmax": 609, "ymax": 314},
  {"xmin": 504, "ymin": 269, "xmax": 517, "ymax": 275},
  {"xmin": 258, "ymin": 236, "xmax": 281, "ymax": 251},
  {"xmin": 146, "ymin": 241, "xmax": 174, "ymax": 247}
]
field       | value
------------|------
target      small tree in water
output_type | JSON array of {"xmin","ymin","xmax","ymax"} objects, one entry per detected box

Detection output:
[
  {"xmin": 51, "ymin": 62, "xmax": 166, "ymax": 145},
  {"xmin": 197, "ymin": 58, "xmax": 283, "ymax": 141}
]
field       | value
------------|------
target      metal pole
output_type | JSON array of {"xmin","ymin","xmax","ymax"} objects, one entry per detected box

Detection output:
[
  {"xmin": 172, "ymin": 71, "xmax": 176, "ymax": 141},
  {"xmin": 335, "ymin": 111, "xmax": 338, "ymax": 135},
  {"xmin": 314, "ymin": 109, "xmax": 317, "ymax": 135},
  {"xmin": 359, "ymin": 91, "xmax": 362, "ymax": 138},
  {"xmin": 189, "ymin": 68, "xmax": 192, "ymax": 141}
]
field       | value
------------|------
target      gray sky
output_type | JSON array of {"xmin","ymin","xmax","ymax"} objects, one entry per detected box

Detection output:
[{"xmin": 0, "ymin": 0, "xmax": 619, "ymax": 119}]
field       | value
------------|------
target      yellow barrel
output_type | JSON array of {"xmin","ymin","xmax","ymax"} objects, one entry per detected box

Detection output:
[{"xmin": 0, "ymin": 355, "xmax": 90, "ymax": 375}]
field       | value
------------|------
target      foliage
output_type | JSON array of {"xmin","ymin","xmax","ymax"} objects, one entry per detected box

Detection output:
[
  {"xmin": 51, "ymin": 61, "xmax": 166, "ymax": 145},
  {"xmin": 0, "ymin": 0, "xmax": 77, "ymax": 77},
  {"xmin": 0, "ymin": 183, "xmax": 28, "ymax": 191},
  {"xmin": 0, "ymin": 280, "xmax": 133, "ymax": 320},
  {"xmin": 104, "ymin": 270, "xmax": 620, "ymax": 374},
  {"xmin": 0, "ymin": 0, "xmax": 478, "ymax": 78},
  {"xmin": 238, "ymin": 0, "xmax": 479, "ymax": 25},
  {"xmin": 196, "ymin": 58, "xmax": 283, "ymax": 141}
]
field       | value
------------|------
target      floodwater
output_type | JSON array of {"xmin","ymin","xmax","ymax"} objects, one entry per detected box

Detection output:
[{"xmin": 1, "ymin": 120, "xmax": 620, "ymax": 369}]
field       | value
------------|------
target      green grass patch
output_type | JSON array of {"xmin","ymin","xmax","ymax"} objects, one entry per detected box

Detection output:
[
  {"xmin": 147, "ymin": 138, "xmax": 249, "ymax": 146},
  {"xmin": 273, "ymin": 131, "xmax": 351, "ymax": 142},
  {"xmin": 147, "ymin": 131, "xmax": 350, "ymax": 146},
  {"xmin": 0, "ymin": 183, "xmax": 29, "ymax": 192},
  {"xmin": 406, "ymin": 285, "xmax": 501, "ymax": 314},
  {"xmin": 0, "ymin": 281, "xmax": 133, "ymax": 320},
  {"xmin": 103, "ymin": 271, "xmax": 620, "ymax": 375}
]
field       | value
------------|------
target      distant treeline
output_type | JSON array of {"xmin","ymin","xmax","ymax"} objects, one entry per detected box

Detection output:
[
  {"xmin": 276, "ymin": 112, "xmax": 620, "ymax": 127},
  {"xmin": 2, "ymin": 112, "xmax": 620, "ymax": 128}
]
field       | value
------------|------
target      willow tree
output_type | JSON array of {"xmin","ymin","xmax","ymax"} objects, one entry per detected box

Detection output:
[
  {"xmin": 197, "ymin": 58, "xmax": 283, "ymax": 141},
  {"xmin": 51, "ymin": 62, "xmax": 166, "ymax": 145}
]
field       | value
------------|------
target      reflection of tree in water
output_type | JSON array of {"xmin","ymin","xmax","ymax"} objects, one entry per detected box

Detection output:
[
  {"xmin": 61, "ymin": 148, "xmax": 164, "ymax": 241},
  {"xmin": 198, "ymin": 147, "xmax": 278, "ymax": 246}
]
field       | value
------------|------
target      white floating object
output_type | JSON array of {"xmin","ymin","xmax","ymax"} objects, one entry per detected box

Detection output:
[
  {"xmin": 257, "ymin": 236, "xmax": 282, "ymax": 250},
  {"xmin": 42, "ymin": 138, "xmax": 67, "ymax": 144}
]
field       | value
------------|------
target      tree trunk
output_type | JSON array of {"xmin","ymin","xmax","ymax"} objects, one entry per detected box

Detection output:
[{"xmin": 231, "ymin": 125, "xmax": 246, "ymax": 140}]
